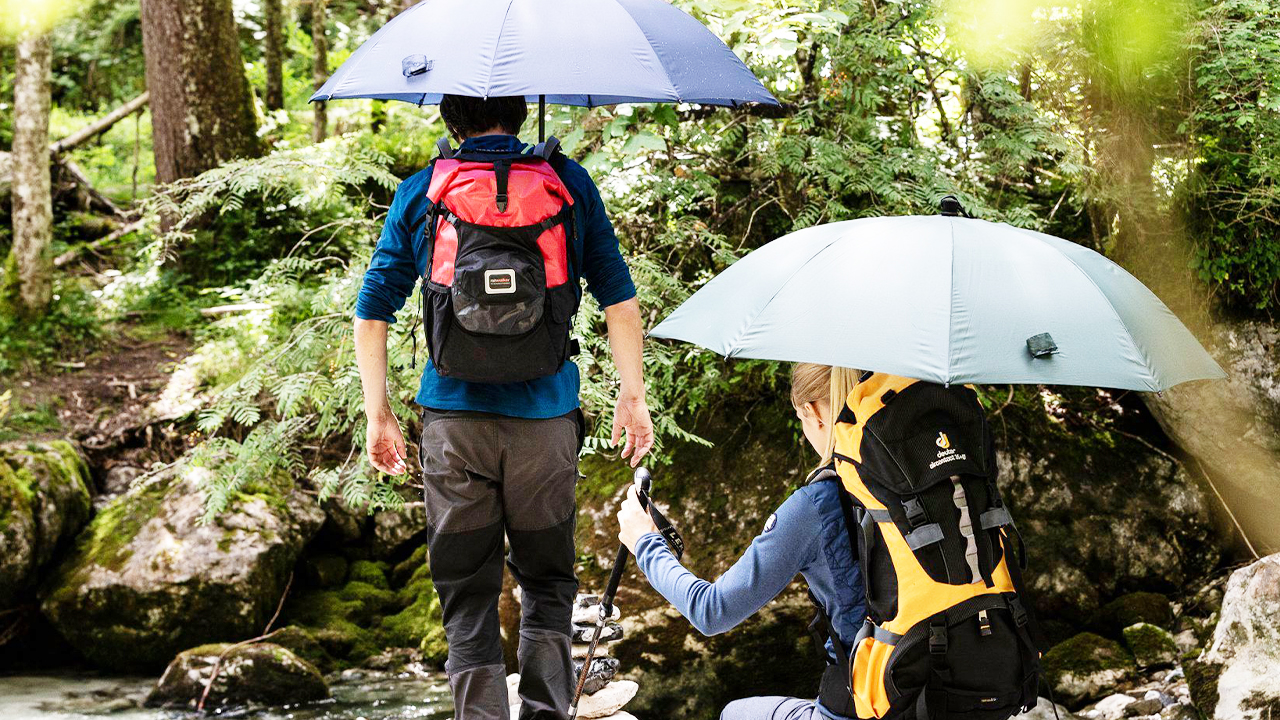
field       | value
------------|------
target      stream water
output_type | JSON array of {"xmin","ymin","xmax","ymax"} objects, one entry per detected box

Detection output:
[{"xmin": 0, "ymin": 671, "xmax": 455, "ymax": 720}]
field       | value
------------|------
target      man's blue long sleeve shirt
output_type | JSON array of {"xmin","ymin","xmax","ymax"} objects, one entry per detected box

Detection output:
[{"xmin": 355, "ymin": 134, "xmax": 636, "ymax": 419}]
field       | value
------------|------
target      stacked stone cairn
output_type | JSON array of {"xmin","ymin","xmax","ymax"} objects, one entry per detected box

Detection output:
[{"xmin": 508, "ymin": 593, "xmax": 638, "ymax": 720}]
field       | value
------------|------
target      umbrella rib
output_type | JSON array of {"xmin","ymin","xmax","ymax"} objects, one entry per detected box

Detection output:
[
  {"xmin": 1027, "ymin": 234, "xmax": 1162, "ymax": 391},
  {"xmin": 946, "ymin": 217, "xmax": 956, "ymax": 386},
  {"xmin": 481, "ymin": 0, "xmax": 518, "ymax": 99},
  {"xmin": 721, "ymin": 234, "xmax": 843, "ymax": 358},
  {"xmin": 614, "ymin": 0, "xmax": 683, "ymax": 103}
]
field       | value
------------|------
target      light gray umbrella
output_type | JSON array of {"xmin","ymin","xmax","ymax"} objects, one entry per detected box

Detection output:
[{"xmin": 650, "ymin": 210, "xmax": 1224, "ymax": 392}]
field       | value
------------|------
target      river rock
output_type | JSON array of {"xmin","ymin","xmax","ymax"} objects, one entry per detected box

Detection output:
[
  {"xmin": 1186, "ymin": 553, "xmax": 1280, "ymax": 720},
  {"xmin": 0, "ymin": 441, "xmax": 92, "ymax": 608},
  {"xmin": 146, "ymin": 642, "xmax": 329, "ymax": 709},
  {"xmin": 1123, "ymin": 623, "xmax": 1178, "ymax": 669},
  {"xmin": 1044, "ymin": 632, "xmax": 1138, "ymax": 707},
  {"xmin": 41, "ymin": 464, "xmax": 323, "ymax": 671},
  {"xmin": 1021, "ymin": 696, "xmax": 1081, "ymax": 719},
  {"xmin": 573, "ymin": 622, "xmax": 624, "ymax": 644},
  {"xmin": 574, "ymin": 603, "xmax": 621, "ymax": 625},
  {"xmin": 576, "ymin": 680, "xmax": 638, "ymax": 719},
  {"xmin": 574, "ymin": 656, "xmax": 621, "ymax": 695},
  {"xmin": 1088, "ymin": 693, "xmax": 1137, "ymax": 720}
]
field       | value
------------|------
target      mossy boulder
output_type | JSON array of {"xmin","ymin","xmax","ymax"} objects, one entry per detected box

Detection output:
[
  {"xmin": 284, "ymin": 543, "xmax": 446, "ymax": 667},
  {"xmin": 146, "ymin": 642, "xmax": 329, "ymax": 710},
  {"xmin": 1097, "ymin": 592, "xmax": 1174, "ymax": 635},
  {"xmin": 1122, "ymin": 623, "xmax": 1178, "ymax": 669},
  {"xmin": 40, "ymin": 465, "xmax": 324, "ymax": 671},
  {"xmin": 0, "ymin": 441, "xmax": 92, "ymax": 608},
  {"xmin": 1042, "ymin": 632, "xmax": 1137, "ymax": 708}
]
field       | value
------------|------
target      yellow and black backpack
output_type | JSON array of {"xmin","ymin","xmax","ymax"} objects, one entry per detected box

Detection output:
[{"xmin": 831, "ymin": 372, "xmax": 1044, "ymax": 720}]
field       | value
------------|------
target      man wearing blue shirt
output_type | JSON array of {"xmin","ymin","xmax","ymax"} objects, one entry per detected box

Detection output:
[{"xmin": 354, "ymin": 95, "xmax": 653, "ymax": 720}]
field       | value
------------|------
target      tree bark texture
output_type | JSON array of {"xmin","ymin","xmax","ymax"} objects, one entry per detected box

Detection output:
[
  {"xmin": 312, "ymin": 0, "xmax": 328, "ymax": 143},
  {"xmin": 7, "ymin": 30, "xmax": 54, "ymax": 317},
  {"xmin": 139, "ymin": 0, "xmax": 262, "ymax": 185},
  {"xmin": 264, "ymin": 0, "xmax": 285, "ymax": 110}
]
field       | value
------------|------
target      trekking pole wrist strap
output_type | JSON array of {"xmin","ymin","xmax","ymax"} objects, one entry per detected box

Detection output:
[{"xmin": 637, "ymin": 488, "xmax": 684, "ymax": 560}]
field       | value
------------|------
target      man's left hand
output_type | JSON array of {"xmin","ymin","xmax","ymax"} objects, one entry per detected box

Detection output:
[{"xmin": 611, "ymin": 393, "xmax": 653, "ymax": 467}]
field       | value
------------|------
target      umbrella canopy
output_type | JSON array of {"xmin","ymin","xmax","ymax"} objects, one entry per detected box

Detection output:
[
  {"xmin": 650, "ymin": 214, "xmax": 1225, "ymax": 392},
  {"xmin": 311, "ymin": 0, "xmax": 778, "ymax": 107}
]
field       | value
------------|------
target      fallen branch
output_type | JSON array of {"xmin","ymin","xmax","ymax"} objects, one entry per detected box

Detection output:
[
  {"xmin": 49, "ymin": 92, "xmax": 150, "ymax": 156},
  {"xmin": 56, "ymin": 157, "xmax": 127, "ymax": 218},
  {"xmin": 199, "ymin": 302, "xmax": 272, "ymax": 317},
  {"xmin": 54, "ymin": 218, "xmax": 144, "ymax": 267}
]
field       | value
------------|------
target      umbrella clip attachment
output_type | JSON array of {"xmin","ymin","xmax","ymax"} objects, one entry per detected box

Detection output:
[
  {"xmin": 402, "ymin": 55, "xmax": 433, "ymax": 78},
  {"xmin": 1026, "ymin": 333, "xmax": 1058, "ymax": 358}
]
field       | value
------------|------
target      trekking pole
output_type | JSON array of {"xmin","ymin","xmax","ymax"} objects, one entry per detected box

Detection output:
[{"xmin": 567, "ymin": 467, "xmax": 652, "ymax": 720}]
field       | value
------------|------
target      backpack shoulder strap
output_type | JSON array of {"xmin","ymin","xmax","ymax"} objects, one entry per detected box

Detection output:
[
  {"xmin": 532, "ymin": 135, "xmax": 561, "ymax": 161},
  {"xmin": 436, "ymin": 137, "xmax": 455, "ymax": 159}
]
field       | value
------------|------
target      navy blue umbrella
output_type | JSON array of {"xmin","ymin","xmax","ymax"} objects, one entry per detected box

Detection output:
[{"xmin": 311, "ymin": 0, "xmax": 777, "ymax": 135}]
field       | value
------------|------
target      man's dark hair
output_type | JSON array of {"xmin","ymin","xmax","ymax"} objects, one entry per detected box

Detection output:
[{"xmin": 439, "ymin": 94, "xmax": 528, "ymax": 140}]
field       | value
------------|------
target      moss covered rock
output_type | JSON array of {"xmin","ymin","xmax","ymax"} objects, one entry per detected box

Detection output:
[
  {"xmin": 1122, "ymin": 623, "xmax": 1178, "ymax": 669},
  {"xmin": 1042, "ymin": 632, "xmax": 1137, "ymax": 708},
  {"xmin": 146, "ymin": 642, "xmax": 329, "ymax": 710},
  {"xmin": 0, "ymin": 441, "xmax": 92, "ymax": 608},
  {"xmin": 40, "ymin": 465, "xmax": 323, "ymax": 671},
  {"xmin": 284, "ymin": 543, "xmax": 445, "ymax": 667},
  {"xmin": 1097, "ymin": 592, "xmax": 1174, "ymax": 635}
]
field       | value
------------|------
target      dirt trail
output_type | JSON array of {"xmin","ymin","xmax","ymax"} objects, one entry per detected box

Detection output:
[{"xmin": 4, "ymin": 330, "xmax": 194, "ymax": 485}]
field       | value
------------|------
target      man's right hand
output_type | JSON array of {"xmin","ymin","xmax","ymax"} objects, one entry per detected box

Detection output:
[{"xmin": 367, "ymin": 407, "xmax": 408, "ymax": 476}]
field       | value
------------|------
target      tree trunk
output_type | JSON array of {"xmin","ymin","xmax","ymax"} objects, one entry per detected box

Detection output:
[
  {"xmin": 5, "ymin": 30, "xmax": 54, "ymax": 318},
  {"xmin": 264, "ymin": 0, "xmax": 285, "ymax": 111},
  {"xmin": 139, "ymin": 0, "xmax": 262, "ymax": 185},
  {"xmin": 312, "ymin": 0, "xmax": 328, "ymax": 143}
]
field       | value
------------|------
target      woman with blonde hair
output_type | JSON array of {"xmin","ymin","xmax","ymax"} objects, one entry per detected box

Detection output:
[{"xmin": 616, "ymin": 364, "xmax": 866, "ymax": 720}]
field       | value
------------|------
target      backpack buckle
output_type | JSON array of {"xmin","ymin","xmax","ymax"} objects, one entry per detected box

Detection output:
[
  {"xmin": 496, "ymin": 193, "xmax": 509, "ymax": 213},
  {"xmin": 1009, "ymin": 598, "xmax": 1028, "ymax": 628},
  {"xmin": 978, "ymin": 609, "xmax": 992, "ymax": 637},
  {"xmin": 928, "ymin": 623, "xmax": 948, "ymax": 655},
  {"xmin": 903, "ymin": 497, "xmax": 927, "ymax": 527}
]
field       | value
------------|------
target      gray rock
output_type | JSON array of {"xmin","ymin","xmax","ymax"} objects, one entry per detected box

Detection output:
[
  {"xmin": 575, "ymin": 680, "xmax": 637, "ymax": 719},
  {"xmin": 572, "ymin": 622, "xmax": 624, "ymax": 644},
  {"xmin": 1189, "ymin": 553, "xmax": 1280, "ymax": 720},
  {"xmin": 1160, "ymin": 703, "xmax": 1198, "ymax": 720},
  {"xmin": 1021, "ymin": 697, "xmax": 1081, "ymax": 720},
  {"xmin": 1090, "ymin": 694, "xmax": 1137, "ymax": 720},
  {"xmin": 146, "ymin": 642, "xmax": 329, "ymax": 709},
  {"xmin": 999, "ymin": 438, "xmax": 1222, "ymax": 633},
  {"xmin": 574, "ymin": 656, "xmax": 620, "ymax": 695},
  {"xmin": 372, "ymin": 503, "xmax": 427, "ymax": 557},
  {"xmin": 1144, "ymin": 320, "xmax": 1280, "ymax": 556},
  {"xmin": 1123, "ymin": 623, "xmax": 1179, "ymax": 669},
  {"xmin": 41, "ymin": 465, "xmax": 324, "ymax": 671},
  {"xmin": 1125, "ymin": 698, "xmax": 1164, "ymax": 717},
  {"xmin": 0, "ymin": 441, "xmax": 92, "ymax": 608},
  {"xmin": 1143, "ymin": 690, "xmax": 1176, "ymax": 707}
]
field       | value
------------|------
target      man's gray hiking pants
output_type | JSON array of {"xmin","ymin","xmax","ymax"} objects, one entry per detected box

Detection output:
[{"xmin": 419, "ymin": 407, "xmax": 582, "ymax": 720}]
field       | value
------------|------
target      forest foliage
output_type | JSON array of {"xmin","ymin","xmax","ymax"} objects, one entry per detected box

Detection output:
[{"xmin": 2, "ymin": 0, "xmax": 1279, "ymax": 514}]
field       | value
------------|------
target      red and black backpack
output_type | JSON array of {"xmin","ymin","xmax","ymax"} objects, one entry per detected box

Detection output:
[{"xmin": 419, "ymin": 136, "xmax": 579, "ymax": 383}]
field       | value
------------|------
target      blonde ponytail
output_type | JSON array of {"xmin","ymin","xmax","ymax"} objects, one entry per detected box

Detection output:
[{"xmin": 791, "ymin": 363, "xmax": 862, "ymax": 465}]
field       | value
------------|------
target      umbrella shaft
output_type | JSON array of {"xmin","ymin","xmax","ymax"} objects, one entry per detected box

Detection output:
[{"xmin": 538, "ymin": 94, "xmax": 546, "ymax": 142}]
